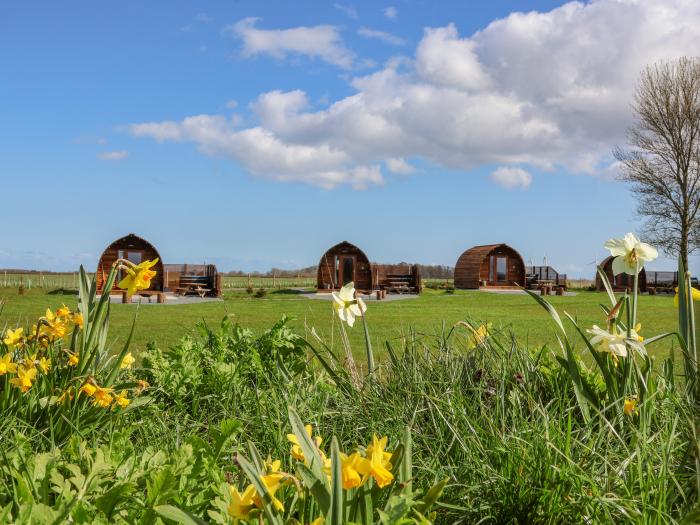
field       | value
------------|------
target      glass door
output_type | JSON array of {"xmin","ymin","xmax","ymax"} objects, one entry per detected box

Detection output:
[
  {"xmin": 496, "ymin": 257, "xmax": 507, "ymax": 283},
  {"xmin": 339, "ymin": 256, "xmax": 355, "ymax": 286},
  {"xmin": 489, "ymin": 255, "xmax": 507, "ymax": 284}
]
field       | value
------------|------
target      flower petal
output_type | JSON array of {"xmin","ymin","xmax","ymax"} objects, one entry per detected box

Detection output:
[
  {"xmin": 604, "ymin": 237, "xmax": 628, "ymax": 257},
  {"xmin": 612, "ymin": 255, "xmax": 634, "ymax": 276},
  {"xmin": 636, "ymin": 242, "xmax": 658, "ymax": 262}
]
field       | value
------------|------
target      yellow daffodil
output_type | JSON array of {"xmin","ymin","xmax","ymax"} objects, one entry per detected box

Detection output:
[
  {"xmin": 56, "ymin": 305, "xmax": 71, "ymax": 318},
  {"xmin": 331, "ymin": 282, "xmax": 367, "ymax": 328},
  {"xmin": 44, "ymin": 318, "xmax": 67, "ymax": 340},
  {"xmin": 37, "ymin": 356, "xmax": 51, "ymax": 374},
  {"xmin": 359, "ymin": 435, "xmax": 394, "ymax": 488},
  {"xmin": 80, "ymin": 383, "xmax": 97, "ymax": 397},
  {"xmin": 120, "ymin": 352, "xmax": 135, "ymax": 369},
  {"xmin": 67, "ymin": 352, "xmax": 79, "ymax": 367},
  {"xmin": 3, "ymin": 327, "xmax": 24, "ymax": 348},
  {"xmin": 309, "ymin": 518, "xmax": 324, "ymax": 525},
  {"xmin": 674, "ymin": 286, "xmax": 700, "ymax": 306},
  {"xmin": 227, "ymin": 484, "xmax": 256, "ymax": 520},
  {"xmin": 118, "ymin": 258, "xmax": 159, "ymax": 297},
  {"xmin": 112, "ymin": 390, "xmax": 130, "ymax": 409},
  {"xmin": 0, "ymin": 353, "xmax": 17, "ymax": 375},
  {"xmin": 287, "ymin": 424, "xmax": 323, "ymax": 462},
  {"xmin": 459, "ymin": 321, "xmax": 492, "ymax": 350},
  {"xmin": 623, "ymin": 397, "xmax": 637, "ymax": 416},
  {"xmin": 340, "ymin": 452, "xmax": 365, "ymax": 489},
  {"xmin": 604, "ymin": 233, "xmax": 657, "ymax": 275},
  {"xmin": 45, "ymin": 308, "xmax": 56, "ymax": 322},
  {"xmin": 92, "ymin": 385, "xmax": 114, "ymax": 408},
  {"xmin": 72, "ymin": 313, "xmax": 84, "ymax": 329},
  {"xmin": 10, "ymin": 365, "xmax": 38, "ymax": 393},
  {"xmin": 252, "ymin": 472, "xmax": 286, "ymax": 512}
]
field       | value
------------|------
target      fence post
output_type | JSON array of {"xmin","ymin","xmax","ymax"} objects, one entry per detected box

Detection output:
[{"xmin": 273, "ymin": 272, "xmax": 276, "ymax": 288}]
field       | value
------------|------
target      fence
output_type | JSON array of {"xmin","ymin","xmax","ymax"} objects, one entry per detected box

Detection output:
[
  {"xmin": 222, "ymin": 275, "xmax": 316, "ymax": 289},
  {"xmin": 0, "ymin": 272, "xmax": 89, "ymax": 289}
]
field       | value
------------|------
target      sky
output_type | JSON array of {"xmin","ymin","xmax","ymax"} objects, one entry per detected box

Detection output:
[{"xmin": 2, "ymin": 0, "xmax": 700, "ymax": 277}]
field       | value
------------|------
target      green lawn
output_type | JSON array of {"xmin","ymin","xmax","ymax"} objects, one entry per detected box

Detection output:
[{"xmin": 0, "ymin": 286, "xmax": 687, "ymax": 361}]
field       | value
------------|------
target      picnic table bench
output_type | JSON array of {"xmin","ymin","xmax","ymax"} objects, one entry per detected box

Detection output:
[{"xmin": 175, "ymin": 275, "xmax": 212, "ymax": 297}]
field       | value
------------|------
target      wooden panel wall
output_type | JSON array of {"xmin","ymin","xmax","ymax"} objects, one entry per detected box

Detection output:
[
  {"xmin": 317, "ymin": 241, "xmax": 373, "ymax": 291},
  {"xmin": 96, "ymin": 234, "xmax": 164, "ymax": 293},
  {"xmin": 455, "ymin": 244, "xmax": 526, "ymax": 289}
]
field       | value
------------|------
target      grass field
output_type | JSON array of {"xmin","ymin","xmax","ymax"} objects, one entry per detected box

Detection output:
[{"xmin": 0, "ymin": 286, "xmax": 684, "ymax": 360}]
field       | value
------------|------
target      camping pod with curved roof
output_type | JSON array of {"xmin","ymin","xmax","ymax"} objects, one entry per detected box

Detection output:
[
  {"xmin": 317, "ymin": 241, "xmax": 373, "ymax": 291},
  {"xmin": 96, "ymin": 233, "xmax": 165, "ymax": 294},
  {"xmin": 595, "ymin": 255, "xmax": 647, "ymax": 293},
  {"xmin": 454, "ymin": 244, "xmax": 526, "ymax": 289}
]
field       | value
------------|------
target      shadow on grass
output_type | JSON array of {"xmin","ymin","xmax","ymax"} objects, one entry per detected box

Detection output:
[
  {"xmin": 270, "ymin": 289, "xmax": 306, "ymax": 296},
  {"xmin": 48, "ymin": 288, "xmax": 79, "ymax": 296}
]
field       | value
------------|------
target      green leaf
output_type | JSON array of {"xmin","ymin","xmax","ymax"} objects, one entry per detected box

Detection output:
[
  {"xmin": 288, "ymin": 408, "xmax": 327, "ymax": 483},
  {"xmin": 296, "ymin": 463, "xmax": 331, "ymax": 515},
  {"xmin": 416, "ymin": 478, "xmax": 447, "ymax": 514},
  {"xmin": 329, "ymin": 437, "xmax": 344, "ymax": 525},
  {"xmin": 236, "ymin": 455, "xmax": 284, "ymax": 525},
  {"xmin": 95, "ymin": 482, "xmax": 136, "ymax": 520},
  {"xmin": 154, "ymin": 504, "xmax": 209, "ymax": 525},
  {"xmin": 596, "ymin": 264, "xmax": 617, "ymax": 307}
]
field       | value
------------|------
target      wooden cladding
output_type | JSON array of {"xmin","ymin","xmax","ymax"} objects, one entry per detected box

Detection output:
[
  {"xmin": 96, "ymin": 233, "xmax": 165, "ymax": 294},
  {"xmin": 317, "ymin": 241, "xmax": 373, "ymax": 291},
  {"xmin": 454, "ymin": 244, "xmax": 526, "ymax": 289},
  {"xmin": 316, "ymin": 242, "xmax": 422, "ymax": 293},
  {"xmin": 595, "ymin": 256, "xmax": 647, "ymax": 292}
]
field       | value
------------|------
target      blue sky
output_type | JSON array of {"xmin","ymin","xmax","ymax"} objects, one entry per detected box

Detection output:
[{"xmin": 1, "ymin": 0, "xmax": 699, "ymax": 276}]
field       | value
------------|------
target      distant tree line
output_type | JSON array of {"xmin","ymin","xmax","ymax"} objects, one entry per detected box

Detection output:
[{"xmin": 223, "ymin": 264, "xmax": 454, "ymax": 279}]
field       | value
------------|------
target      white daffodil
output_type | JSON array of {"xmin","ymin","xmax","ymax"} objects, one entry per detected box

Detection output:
[
  {"xmin": 332, "ymin": 282, "xmax": 367, "ymax": 328},
  {"xmin": 604, "ymin": 233, "xmax": 658, "ymax": 275},
  {"xmin": 586, "ymin": 325, "xmax": 628, "ymax": 357}
]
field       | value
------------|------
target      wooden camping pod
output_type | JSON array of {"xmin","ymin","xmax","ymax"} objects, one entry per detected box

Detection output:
[
  {"xmin": 595, "ymin": 256, "xmax": 647, "ymax": 292},
  {"xmin": 454, "ymin": 244, "xmax": 526, "ymax": 289},
  {"xmin": 96, "ymin": 233, "xmax": 165, "ymax": 294},
  {"xmin": 317, "ymin": 241, "xmax": 373, "ymax": 291}
]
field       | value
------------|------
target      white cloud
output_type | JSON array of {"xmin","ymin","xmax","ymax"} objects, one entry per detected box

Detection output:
[
  {"xmin": 416, "ymin": 24, "xmax": 490, "ymax": 91},
  {"xmin": 194, "ymin": 13, "xmax": 213, "ymax": 23},
  {"xmin": 334, "ymin": 3, "xmax": 358, "ymax": 20},
  {"xmin": 226, "ymin": 99, "xmax": 238, "ymax": 109},
  {"xmin": 386, "ymin": 157, "xmax": 415, "ymax": 174},
  {"xmin": 97, "ymin": 150, "xmax": 128, "ymax": 161},
  {"xmin": 358, "ymin": 27, "xmax": 404, "ymax": 46},
  {"xmin": 132, "ymin": 0, "xmax": 700, "ymax": 190},
  {"xmin": 227, "ymin": 17, "xmax": 354, "ymax": 69},
  {"xmin": 384, "ymin": 6, "xmax": 397, "ymax": 19},
  {"xmin": 489, "ymin": 166, "xmax": 532, "ymax": 190}
]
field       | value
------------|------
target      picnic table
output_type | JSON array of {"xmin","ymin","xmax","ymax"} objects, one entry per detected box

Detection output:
[{"xmin": 175, "ymin": 284, "xmax": 211, "ymax": 298}]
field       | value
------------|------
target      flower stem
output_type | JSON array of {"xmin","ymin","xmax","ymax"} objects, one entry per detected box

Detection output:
[
  {"xmin": 632, "ymin": 261, "xmax": 639, "ymax": 329},
  {"xmin": 361, "ymin": 309, "xmax": 375, "ymax": 377}
]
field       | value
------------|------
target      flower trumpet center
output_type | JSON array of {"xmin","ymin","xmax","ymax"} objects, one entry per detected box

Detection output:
[{"xmin": 625, "ymin": 248, "xmax": 639, "ymax": 266}]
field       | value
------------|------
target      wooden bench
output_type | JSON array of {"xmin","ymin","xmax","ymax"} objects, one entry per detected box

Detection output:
[
  {"xmin": 175, "ymin": 285, "xmax": 211, "ymax": 298},
  {"xmin": 175, "ymin": 275, "xmax": 212, "ymax": 297}
]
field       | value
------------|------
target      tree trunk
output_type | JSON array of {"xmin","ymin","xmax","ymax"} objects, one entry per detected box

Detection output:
[{"xmin": 680, "ymin": 227, "xmax": 689, "ymax": 272}]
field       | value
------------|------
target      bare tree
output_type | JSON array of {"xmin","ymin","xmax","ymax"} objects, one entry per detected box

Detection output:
[{"xmin": 615, "ymin": 57, "xmax": 700, "ymax": 270}]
